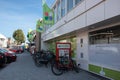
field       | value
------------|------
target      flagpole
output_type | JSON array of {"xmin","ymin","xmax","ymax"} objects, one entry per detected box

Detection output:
[{"xmin": 39, "ymin": 32, "xmax": 41, "ymax": 52}]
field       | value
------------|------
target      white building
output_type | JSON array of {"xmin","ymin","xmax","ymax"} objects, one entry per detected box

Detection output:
[
  {"xmin": 0, "ymin": 34, "xmax": 7, "ymax": 48},
  {"xmin": 41, "ymin": 0, "xmax": 120, "ymax": 79}
]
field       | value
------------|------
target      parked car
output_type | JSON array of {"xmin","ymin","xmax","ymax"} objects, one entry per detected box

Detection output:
[
  {"xmin": 9, "ymin": 46, "xmax": 24, "ymax": 53},
  {"xmin": 17, "ymin": 45, "xmax": 24, "ymax": 53},
  {"xmin": 3, "ymin": 48, "xmax": 17, "ymax": 62},
  {"xmin": 0, "ymin": 52, "xmax": 6, "ymax": 66},
  {"xmin": 0, "ymin": 48, "xmax": 17, "ymax": 63},
  {"xmin": 9, "ymin": 47, "xmax": 18, "ymax": 53}
]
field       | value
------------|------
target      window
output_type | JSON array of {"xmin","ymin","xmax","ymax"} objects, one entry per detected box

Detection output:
[
  {"xmin": 89, "ymin": 26, "xmax": 120, "ymax": 44},
  {"xmin": 61, "ymin": 0, "xmax": 65, "ymax": 17},
  {"xmin": 75, "ymin": 0, "xmax": 82, "ymax": 5},
  {"xmin": 80, "ymin": 38, "xmax": 83, "ymax": 44},
  {"xmin": 57, "ymin": 1, "xmax": 61, "ymax": 21},
  {"xmin": 54, "ymin": 6, "xmax": 57, "ymax": 23},
  {"xmin": 67, "ymin": 0, "xmax": 73, "ymax": 12}
]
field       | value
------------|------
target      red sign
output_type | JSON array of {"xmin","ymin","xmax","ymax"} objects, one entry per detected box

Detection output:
[{"xmin": 56, "ymin": 42, "xmax": 71, "ymax": 61}]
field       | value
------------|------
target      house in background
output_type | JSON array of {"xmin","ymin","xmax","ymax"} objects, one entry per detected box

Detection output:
[
  {"xmin": 7, "ymin": 38, "xmax": 16, "ymax": 48},
  {"xmin": 0, "ymin": 33, "xmax": 7, "ymax": 48}
]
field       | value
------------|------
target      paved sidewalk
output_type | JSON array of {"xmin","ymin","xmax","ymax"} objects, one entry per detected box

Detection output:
[{"xmin": 0, "ymin": 51, "xmax": 108, "ymax": 80}]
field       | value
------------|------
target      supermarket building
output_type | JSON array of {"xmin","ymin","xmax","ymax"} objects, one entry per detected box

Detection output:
[{"xmin": 41, "ymin": 0, "xmax": 120, "ymax": 79}]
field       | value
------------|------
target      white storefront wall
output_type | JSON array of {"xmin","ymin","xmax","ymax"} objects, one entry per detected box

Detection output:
[
  {"xmin": 42, "ymin": 0, "xmax": 120, "ymax": 41},
  {"xmin": 89, "ymin": 44, "xmax": 120, "ymax": 71},
  {"xmin": 76, "ymin": 31, "xmax": 89, "ymax": 70},
  {"xmin": 41, "ymin": 0, "xmax": 120, "ymax": 70}
]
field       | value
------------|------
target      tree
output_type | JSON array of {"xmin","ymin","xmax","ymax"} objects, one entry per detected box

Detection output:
[{"xmin": 13, "ymin": 29, "xmax": 25, "ymax": 44}]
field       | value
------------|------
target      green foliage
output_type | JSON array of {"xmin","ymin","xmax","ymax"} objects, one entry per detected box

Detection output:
[
  {"xmin": 27, "ymin": 33, "xmax": 31, "ymax": 42},
  {"xmin": 27, "ymin": 30, "xmax": 36, "ymax": 43},
  {"xmin": 48, "ymin": 42, "xmax": 56, "ymax": 53},
  {"xmin": 13, "ymin": 29, "xmax": 25, "ymax": 44}
]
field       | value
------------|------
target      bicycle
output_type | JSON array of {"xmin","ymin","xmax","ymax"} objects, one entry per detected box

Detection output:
[
  {"xmin": 33, "ymin": 50, "xmax": 55, "ymax": 67},
  {"xmin": 51, "ymin": 55, "xmax": 79, "ymax": 76}
]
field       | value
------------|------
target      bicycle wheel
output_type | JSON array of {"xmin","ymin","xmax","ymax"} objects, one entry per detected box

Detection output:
[
  {"xmin": 35, "ymin": 58, "xmax": 42, "ymax": 67},
  {"xmin": 51, "ymin": 62, "xmax": 63, "ymax": 76},
  {"xmin": 71, "ymin": 60, "xmax": 79, "ymax": 73}
]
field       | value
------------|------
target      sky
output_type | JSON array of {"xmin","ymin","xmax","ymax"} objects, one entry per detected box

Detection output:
[{"xmin": 0, "ymin": 0, "xmax": 54, "ymax": 39}]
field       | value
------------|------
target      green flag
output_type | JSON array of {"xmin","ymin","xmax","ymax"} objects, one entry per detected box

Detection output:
[
  {"xmin": 42, "ymin": 0, "xmax": 46, "ymax": 6},
  {"xmin": 27, "ymin": 29, "xmax": 35, "ymax": 42},
  {"xmin": 42, "ymin": 0, "xmax": 54, "ymax": 25},
  {"xmin": 36, "ymin": 19, "xmax": 44, "ymax": 33},
  {"xmin": 28, "ymin": 28, "xmax": 32, "ymax": 34}
]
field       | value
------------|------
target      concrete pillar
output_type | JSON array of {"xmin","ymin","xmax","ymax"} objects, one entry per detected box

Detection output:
[{"xmin": 35, "ymin": 32, "xmax": 41, "ymax": 52}]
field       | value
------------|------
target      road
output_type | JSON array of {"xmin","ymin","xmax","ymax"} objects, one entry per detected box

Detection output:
[{"xmin": 0, "ymin": 51, "xmax": 107, "ymax": 80}]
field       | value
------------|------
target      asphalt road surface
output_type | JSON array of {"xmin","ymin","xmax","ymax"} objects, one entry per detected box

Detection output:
[{"xmin": 0, "ymin": 51, "xmax": 108, "ymax": 80}]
